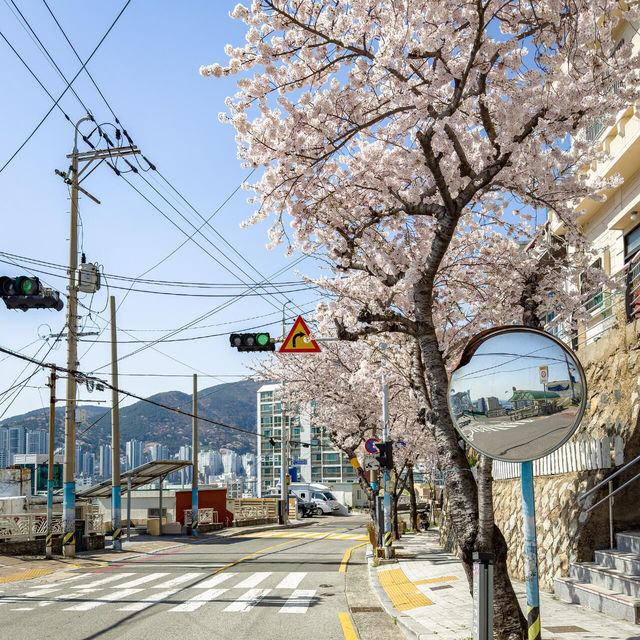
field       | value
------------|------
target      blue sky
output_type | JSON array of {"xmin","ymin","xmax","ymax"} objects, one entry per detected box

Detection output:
[{"xmin": 0, "ymin": 1, "xmax": 323, "ymax": 420}]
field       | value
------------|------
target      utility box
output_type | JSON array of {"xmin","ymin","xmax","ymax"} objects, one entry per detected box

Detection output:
[{"xmin": 77, "ymin": 262, "xmax": 100, "ymax": 293}]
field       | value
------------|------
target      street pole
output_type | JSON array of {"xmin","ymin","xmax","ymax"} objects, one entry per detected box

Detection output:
[
  {"xmin": 110, "ymin": 296, "xmax": 122, "ymax": 550},
  {"xmin": 281, "ymin": 406, "xmax": 289, "ymax": 525},
  {"xmin": 382, "ymin": 370, "xmax": 392, "ymax": 558},
  {"xmin": 62, "ymin": 116, "xmax": 91, "ymax": 558},
  {"xmin": 126, "ymin": 476, "xmax": 131, "ymax": 541},
  {"xmin": 521, "ymin": 461, "xmax": 541, "ymax": 640},
  {"xmin": 192, "ymin": 373, "xmax": 198, "ymax": 535},
  {"xmin": 46, "ymin": 367, "xmax": 57, "ymax": 559}
]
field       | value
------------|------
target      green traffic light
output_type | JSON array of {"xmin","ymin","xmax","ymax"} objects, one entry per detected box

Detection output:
[
  {"xmin": 256, "ymin": 333, "xmax": 269, "ymax": 346},
  {"xmin": 16, "ymin": 277, "xmax": 36, "ymax": 295}
]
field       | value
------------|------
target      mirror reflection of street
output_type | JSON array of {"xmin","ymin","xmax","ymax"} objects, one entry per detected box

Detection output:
[{"xmin": 449, "ymin": 329, "xmax": 586, "ymax": 462}]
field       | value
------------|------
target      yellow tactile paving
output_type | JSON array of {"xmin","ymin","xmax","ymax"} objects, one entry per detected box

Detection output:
[
  {"xmin": 378, "ymin": 568, "xmax": 434, "ymax": 611},
  {"xmin": 0, "ymin": 568, "xmax": 55, "ymax": 583},
  {"xmin": 414, "ymin": 575, "xmax": 459, "ymax": 585}
]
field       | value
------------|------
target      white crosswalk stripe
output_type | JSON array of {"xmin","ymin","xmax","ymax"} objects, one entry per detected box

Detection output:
[
  {"xmin": 224, "ymin": 588, "xmax": 271, "ymax": 612},
  {"xmin": 75, "ymin": 573, "xmax": 136, "ymax": 590},
  {"xmin": 168, "ymin": 588, "xmax": 227, "ymax": 612},
  {"xmin": 279, "ymin": 589, "xmax": 316, "ymax": 614},
  {"xmin": 153, "ymin": 572, "xmax": 203, "ymax": 589},
  {"xmin": 275, "ymin": 572, "xmax": 306, "ymax": 589},
  {"xmin": 235, "ymin": 572, "xmax": 272, "ymax": 588},
  {"xmin": 118, "ymin": 588, "xmax": 182, "ymax": 612},
  {"xmin": 114, "ymin": 573, "xmax": 169, "ymax": 589},
  {"xmin": 64, "ymin": 588, "xmax": 143, "ymax": 611},
  {"xmin": 195, "ymin": 573, "xmax": 236, "ymax": 589}
]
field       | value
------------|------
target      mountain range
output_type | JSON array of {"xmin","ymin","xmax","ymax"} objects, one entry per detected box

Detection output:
[{"xmin": 0, "ymin": 379, "xmax": 264, "ymax": 455}]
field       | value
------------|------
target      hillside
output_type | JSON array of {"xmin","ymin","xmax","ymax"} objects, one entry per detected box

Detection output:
[{"xmin": 0, "ymin": 379, "xmax": 264, "ymax": 455}]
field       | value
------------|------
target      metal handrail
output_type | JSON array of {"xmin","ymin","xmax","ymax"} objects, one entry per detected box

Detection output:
[
  {"xmin": 578, "ymin": 452, "xmax": 640, "ymax": 501},
  {"xmin": 577, "ymin": 453, "xmax": 640, "ymax": 548}
]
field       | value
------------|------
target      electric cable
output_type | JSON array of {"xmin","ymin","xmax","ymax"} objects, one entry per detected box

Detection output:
[{"xmin": 0, "ymin": 0, "xmax": 131, "ymax": 174}]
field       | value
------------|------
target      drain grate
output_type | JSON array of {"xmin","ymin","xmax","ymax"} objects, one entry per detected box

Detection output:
[
  {"xmin": 430, "ymin": 584, "xmax": 453, "ymax": 591},
  {"xmin": 350, "ymin": 606, "xmax": 383, "ymax": 613},
  {"xmin": 544, "ymin": 626, "xmax": 588, "ymax": 633}
]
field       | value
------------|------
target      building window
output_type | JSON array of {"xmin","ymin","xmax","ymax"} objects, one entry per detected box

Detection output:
[
  {"xmin": 581, "ymin": 258, "xmax": 603, "ymax": 312},
  {"xmin": 625, "ymin": 224, "xmax": 640, "ymax": 320}
]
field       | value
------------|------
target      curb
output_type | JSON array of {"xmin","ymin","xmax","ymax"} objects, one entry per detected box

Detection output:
[{"xmin": 366, "ymin": 545, "xmax": 430, "ymax": 640}]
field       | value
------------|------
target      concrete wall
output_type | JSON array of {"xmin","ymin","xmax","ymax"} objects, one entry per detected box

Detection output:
[
  {"xmin": 0, "ymin": 468, "xmax": 31, "ymax": 498},
  {"xmin": 96, "ymin": 490, "xmax": 177, "ymax": 525}
]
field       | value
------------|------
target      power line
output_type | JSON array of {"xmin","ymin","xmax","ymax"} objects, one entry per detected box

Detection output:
[
  {"xmin": 0, "ymin": 0, "xmax": 131, "ymax": 174},
  {"xmin": 0, "ymin": 342, "xmax": 274, "ymax": 441}
]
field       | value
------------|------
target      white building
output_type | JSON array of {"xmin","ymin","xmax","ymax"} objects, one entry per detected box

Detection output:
[
  {"xmin": 256, "ymin": 383, "xmax": 358, "ymax": 496},
  {"xmin": 98, "ymin": 445, "xmax": 112, "ymax": 479},
  {"xmin": 125, "ymin": 439, "xmax": 143, "ymax": 471}
]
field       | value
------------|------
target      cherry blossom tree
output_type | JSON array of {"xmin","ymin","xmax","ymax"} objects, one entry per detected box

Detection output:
[{"xmin": 203, "ymin": 2, "xmax": 640, "ymax": 636}]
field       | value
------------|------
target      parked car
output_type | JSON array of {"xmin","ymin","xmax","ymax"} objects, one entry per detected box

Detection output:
[{"xmin": 290, "ymin": 494, "xmax": 318, "ymax": 518}]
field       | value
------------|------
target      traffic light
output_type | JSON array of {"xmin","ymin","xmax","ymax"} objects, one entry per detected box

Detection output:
[
  {"xmin": 376, "ymin": 441, "xmax": 394, "ymax": 470},
  {"xmin": 229, "ymin": 332, "xmax": 275, "ymax": 352},
  {"xmin": 0, "ymin": 276, "xmax": 64, "ymax": 312}
]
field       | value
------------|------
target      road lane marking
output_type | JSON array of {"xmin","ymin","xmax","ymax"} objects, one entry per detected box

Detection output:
[
  {"xmin": 208, "ymin": 540, "xmax": 295, "ymax": 576},
  {"xmin": 279, "ymin": 589, "xmax": 315, "ymax": 613},
  {"xmin": 118, "ymin": 588, "xmax": 182, "ymax": 611},
  {"xmin": 276, "ymin": 572, "xmax": 306, "ymax": 589},
  {"xmin": 338, "ymin": 612, "xmax": 359, "ymax": 640},
  {"xmin": 153, "ymin": 573, "xmax": 203, "ymax": 589},
  {"xmin": 74, "ymin": 573, "xmax": 136, "ymax": 590},
  {"xmin": 235, "ymin": 572, "xmax": 272, "ymax": 588},
  {"xmin": 196, "ymin": 573, "xmax": 237, "ymax": 589},
  {"xmin": 169, "ymin": 588, "xmax": 227, "ymax": 612},
  {"xmin": 63, "ymin": 588, "xmax": 142, "ymax": 611},
  {"xmin": 114, "ymin": 573, "xmax": 169, "ymax": 589},
  {"xmin": 339, "ymin": 543, "xmax": 368, "ymax": 573},
  {"xmin": 224, "ymin": 588, "xmax": 271, "ymax": 612}
]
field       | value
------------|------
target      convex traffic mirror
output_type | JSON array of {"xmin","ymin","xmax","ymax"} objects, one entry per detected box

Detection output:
[{"xmin": 448, "ymin": 326, "xmax": 587, "ymax": 462}]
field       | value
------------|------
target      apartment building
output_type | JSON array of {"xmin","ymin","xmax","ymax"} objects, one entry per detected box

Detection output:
[
  {"xmin": 256, "ymin": 383, "xmax": 357, "ymax": 496},
  {"xmin": 545, "ymin": 20, "xmax": 640, "ymax": 346}
]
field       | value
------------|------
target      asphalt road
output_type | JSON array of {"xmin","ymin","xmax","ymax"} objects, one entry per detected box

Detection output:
[
  {"xmin": 0, "ymin": 518, "xmax": 371, "ymax": 640},
  {"xmin": 461, "ymin": 410, "xmax": 578, "ymax": 458}
]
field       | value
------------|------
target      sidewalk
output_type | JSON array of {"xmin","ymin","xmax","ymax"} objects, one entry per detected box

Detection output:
[
  {"xmin": 368, "ymin": 530, "xmax": 640, "ymax": 640},
  {"xmin": 0, "ymin": 517, "xmax": 316, "ymax": 585}
]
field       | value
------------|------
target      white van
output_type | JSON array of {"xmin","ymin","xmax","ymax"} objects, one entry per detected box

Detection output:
[{"xmin": 289, "ymin": 483, "xmax": 341, "ymax": 514}]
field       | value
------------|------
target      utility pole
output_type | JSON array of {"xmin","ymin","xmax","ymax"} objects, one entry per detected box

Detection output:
[
  {"xmin": 46, "ymin": 367, "xmax": 57, "ymax": 559},
  {"xmin": 280, "ymin": 302, "xmax": 291, "ymax": 525},
  {"xmin": 110, "ymin": 296, "xmax": 122, "ymax": 550},
  {"xmin": 60, "ymin": 115, "xmax": 140, "ymax": 558},
  {"xmin": 192, "ymin": 373, "xmax": 198, "ymax": 535}
]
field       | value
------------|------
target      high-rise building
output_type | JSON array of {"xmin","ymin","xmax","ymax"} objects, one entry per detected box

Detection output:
[
  {"xmin": 9, "ymin": 426, "xmax": 26, "ymax": 460},
  {"xmin": 0, "ymin": 428, "xmax": 8, "ymax": 452},
  {"xmin": 75, "ymin": 444, "xmax": 85, "ymax": 475},
  {"xmin": 26, "ymin": 429, "xmax": 48, "ymax": 455},
  {"xmin": 178, "ymin": 444, "xmax": 192, "ymax": 485},
  {"xmin": 125, "ymin": 439, "xmax": 143, "ymax": 471},
  {"xmin": 82, "ymin": 451, "xmax": 95, "ymax": 477},
  {"xmin": 0, "ymin": 449, "xmax": 9, "ymax": 468},
  {"xmin": 99, "ymin": 445, "xmax": 112, "ymax": 478},
  {"xmin": 256, "ymin": 383, "xmax": 357, "ymax": 496},
  {"xmin": 241, "ymin": 453, "xmax": 257, "ymax": 478},
  {"xmin": 149, "ymin": 443, "xmax": 169, "ymax": 461},
  {"xmin": 221, "ymin": 449, "xmax": 242, "ymax": 476}
]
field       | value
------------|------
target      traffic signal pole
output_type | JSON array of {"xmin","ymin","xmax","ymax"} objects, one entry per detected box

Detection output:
[
  {"xmin": 192, "ymin": 373, "xmax": 198, "ymax": 535},
  {"xmin": 46, "ymin": 367, "xmax": 57, "ymax": 559},
  {"xmin": 110, "ymin": 297, "xmax": 122, "ymax": 550}
]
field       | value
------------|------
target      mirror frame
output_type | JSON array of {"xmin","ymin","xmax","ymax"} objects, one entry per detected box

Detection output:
[{"xmin": 447, "ymin": 325, "xmax": 588, "ymax": 463}]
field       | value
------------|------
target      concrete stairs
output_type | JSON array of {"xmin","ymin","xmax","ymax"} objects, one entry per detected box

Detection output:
[{"xmin": 555, "ymin": 532, "xmax": 640, "ymax": 623}]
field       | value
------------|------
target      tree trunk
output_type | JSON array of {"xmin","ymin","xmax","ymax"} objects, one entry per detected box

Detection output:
[
  {"xmin": 476, "ymin": 455, "xmax": 494, "ymax": 553},
  {"xmin": 408, "ymin": 464, "xmax": 418, "ymax": 531},
  {"xmin": 414, "ymin": 286, "xmax": 526, "ymax": 639},
  {"xmin": 392, "ymin": 492, "xmax": 399, "ymax": 539}
]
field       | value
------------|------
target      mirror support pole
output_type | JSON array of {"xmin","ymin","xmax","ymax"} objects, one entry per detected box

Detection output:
[
  {"xmin": 382, "ymin": 372, "xmax": 392, "ymax": 559},
  {"xmin": 521, "ymin": 461, "xmax": 541, "ymax": 640}
]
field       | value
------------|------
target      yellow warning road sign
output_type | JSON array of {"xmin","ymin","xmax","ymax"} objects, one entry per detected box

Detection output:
[{"xmin": 279, "ymin": 316, "xmax": 321, "ymax": 353}]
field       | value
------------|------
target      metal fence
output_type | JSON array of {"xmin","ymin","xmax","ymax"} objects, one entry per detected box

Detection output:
[
  {"xmin": 492, "ymin": 435, "xmax": 624, "ymax": 480},
  {"xmin": 184, "ymin": 508, "xmax": 218, "ymax": 525},
  {"xmin": 0, "ymin": 514, "xmax": 103, "ymax": 541},
  {"xmin": 227, "ymin": 498, "xmax": 278, "ymax": 521}
]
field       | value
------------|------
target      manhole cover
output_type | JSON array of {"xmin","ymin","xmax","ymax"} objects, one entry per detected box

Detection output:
[{"xmin": 350, "ymin": 606, "xmax": 383, "ymax": 613}]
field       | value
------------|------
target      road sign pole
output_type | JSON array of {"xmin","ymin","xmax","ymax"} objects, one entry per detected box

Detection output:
[
  {"xmin": 382, "ymin": 372, "xmax": 392, "ymax": 558},
  {"xmin": 46, "ymin": 367, "xmax": 57, "ymax": 559},
  {"xmin": 472, "ymin": 552, "xmax": 495, "ymax": 640},
  {"xmin": 521, "ymin": 461, "xmax": 541, "ymax": 640}
]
